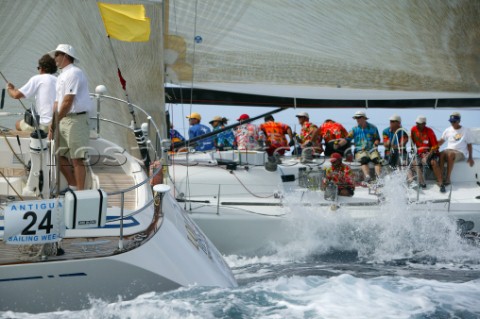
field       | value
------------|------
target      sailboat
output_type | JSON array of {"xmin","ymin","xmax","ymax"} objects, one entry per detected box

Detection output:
[
  {"xmin": 0, "ymin": 0, "xmax": 236, "ymax": 313},
  {"xmin": 163, "ymin": 1, "xmax": 480, "ymax": 256}
]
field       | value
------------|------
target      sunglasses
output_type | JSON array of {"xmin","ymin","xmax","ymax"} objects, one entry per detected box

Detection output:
[{"xmin": 54, "ymin": 52, "xmax": 65, "ymax": 57}]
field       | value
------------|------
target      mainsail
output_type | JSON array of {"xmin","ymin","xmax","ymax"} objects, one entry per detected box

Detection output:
[
  {"xmin": 165, "ymin": 0, "xmax": 480, "ymax": 101},
  {"xmin": 0, "ymin": 0, "xmax": 166, "ymax": 149}
]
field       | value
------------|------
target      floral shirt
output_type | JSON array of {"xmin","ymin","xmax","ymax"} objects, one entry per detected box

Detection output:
[
  {"xmin": 382, "ymin": 127, "xmax": 408, "ymax": 156},
  {"xmin": 410, "ymin": 125, "xmax": 439, "ymax": 154},
  {"xmin": 318, "ymin": 120, "xmax": 348, "ymax": 143},
  {"xmin": 259, "ymin": 121, "xmax": 290, "ymax": 149},
  {"xmin": 323, "ymin": 163, "xmax": 355, "ymax": 190},
  {"xmin": 298, "ymin": 121, "xmax": 318, "ymax": 146},
  {"xmin": 348, "ymin": 122, "xmax": 380, "ymax": 152},
  {"xmin": 213, "ymin": 126, "xmax": 235, "ymax": 149},
  {"xmin": 235, "ymin": 123, "xmax": 263, "ymax": 150}
]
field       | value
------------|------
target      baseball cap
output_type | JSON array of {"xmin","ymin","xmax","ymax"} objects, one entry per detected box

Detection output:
[
  {"xmin": 186, "ymin": 112, "xmax": 201, "ymax": 120},
  {"xmin": 449, "ymin": 112, "xmax": 461, "ymax": 123},
  {"xmin": 415, "ymin": 116, "xmax": 426, "ymax": 124},
  {"xmin": 330, "ymin": 152, "xmax": 343, "ymax": 163},
  {"xmin": 237, "ymin": 114, "xmax": 249, "ymax": 121},
  {"xmin": 296, "ymin": 112, "xmax": 309, "ymax": 118}
]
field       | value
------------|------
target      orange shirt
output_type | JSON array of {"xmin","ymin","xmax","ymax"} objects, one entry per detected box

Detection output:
[
  {"xmin": 410, "ymin": 126, "xmax": 439, "ymax": 154},
  {"xmin": 318, "ymin": 121, "xmax": 348, "ymax": 143},
  {"xmin": 259, "ymin": 121, "xmax": 290, "ymax": 149}
]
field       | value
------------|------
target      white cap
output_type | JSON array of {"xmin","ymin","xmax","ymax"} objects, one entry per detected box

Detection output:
[
  {"xmin": 48, "ymin": 44, "xmax": 79, "ymax": 62},
  {"xmin": 416, "ymin": 115, "xmax": 426, "ymax": 124},
  {"xmin": 389, "ymin": 114, "xmax": 401, "ymax": 122},
  {"xmin": 296, "ymin": 112, "xmax": 309, "ymax": 118},
  {"xmin": 353, "ymin": 111, "xmax": 368, "ymax": 119}
]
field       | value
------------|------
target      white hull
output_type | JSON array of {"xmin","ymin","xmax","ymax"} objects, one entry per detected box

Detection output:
[
  {"xmin": 0, "ymin": 193, "xmax": 235, "ymax": 313},
  {"xmin": 169, "ymin": 151, "xmax": 480, "ymax": 256},
  {"xmin": 0, "ymin": 133, "xmax": 236, "ymax": 313}
]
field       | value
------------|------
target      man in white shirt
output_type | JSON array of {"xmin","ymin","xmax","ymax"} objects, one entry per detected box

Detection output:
[
  {"xmin": 48, "ymin": 44, "xmax": 92, "ymax": 191},
  {"xmin": 438, "ymin": 112, "xmax": 474, "ymax": 185},
  {"xmin": 6, "ymin": 54, "xmax": 57, "ymax": 132}
]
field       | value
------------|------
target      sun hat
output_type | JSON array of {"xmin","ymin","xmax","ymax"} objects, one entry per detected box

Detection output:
[
  {"xmin": 389, "ymin": 114, "xmax": 401, "ymax": 122},
  {"xmin": 449, "ymin": 112, "xmax": 461, "ymax": 123},
  {"xmin": 237, "ymin": 114, "xmax": 250, "ymax": 121},
  {"xmin": 48, "ymin": 44, "xmax": 79, "ymax": 62},
  {"xmin": 415, "ymin": 116, "xmax": 426, "ymax": 124},
  {"xmin": 353, "ymin": 111, "xmax": 368, "ymax": 119},
  {"xmin": 330, "ymin": 152, "xmax": 343, "ymax": 163},
  {"xmin": 186, "ymin": 112, "xmax": 201, "ymax": 120},
  {"xmin": 209, "ymin": 115, "xmax": 223, "ymax": 124},
  {"xmin": 296, "ymin": 112, "xmax": 309, "ymax": 118}
]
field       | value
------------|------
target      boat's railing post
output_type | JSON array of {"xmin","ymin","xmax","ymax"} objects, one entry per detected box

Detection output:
[
  {"xmin": 217, "ymin": 184, "xmax": 221, "ymax": 215},
  {"xmin": 96, "ymin": 95, "xmax": 101, "ymax": 135},
  {"xmin": 119, "ymin": 192, "xmax": 125, "ymax": 249}
]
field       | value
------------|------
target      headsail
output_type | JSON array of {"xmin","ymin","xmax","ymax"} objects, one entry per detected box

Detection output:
[{"xmin": 0, "ymin": 0, "xmax": 165, "ymax": 150}]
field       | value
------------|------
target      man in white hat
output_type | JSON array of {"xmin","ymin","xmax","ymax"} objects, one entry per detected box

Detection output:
[
  {"xmin": 382, "ymin": 114, "xmax": 409, "ymax": 168},
  {"xmin": 48, "ymin": 44, "xmax": 92, "ymax": 192},
  {"xmin": 438, "ymin": 112, "xmax": 474, "ymax": 186},
  {"xmin": 295, "ymin": 111, "xmax": 319, "ymax": 157},
  {"xmin": 410, "ymin": 115, "xmax": 445, "ymax": 192},
  {"xmin": 347, "ymin": 111, "xmax": 381, "ymax": 182}
]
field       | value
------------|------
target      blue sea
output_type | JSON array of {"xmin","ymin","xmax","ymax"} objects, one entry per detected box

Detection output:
[
  {"xmin": 1, "ymin": 110, "xmax": 480, "ymax": 318},
  {"xmin": 2, "ymin": 177, "xmax": 480, "ymax": 318}
]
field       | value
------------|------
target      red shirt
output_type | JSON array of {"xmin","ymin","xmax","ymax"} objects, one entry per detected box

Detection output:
[
  {"xmin": 318, "ymin": 121, "xmax": 348, "ymax": 143},
  {"xmin": 410, "ymin": 125, "xmax": 439, "ymax": 154}
]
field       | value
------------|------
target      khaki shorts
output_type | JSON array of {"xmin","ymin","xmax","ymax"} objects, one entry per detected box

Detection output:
[
  {"xmin": 19, "ymin": 119, "xmax": 50, "ymax": 133},
  {"xmin": 355, "ymin": 150, "xmax": 381, "ymax": 164},
  {"xmin": 58, "ymin": 113, "xmax": 89, "ymax": 159},
  {"xmin": 443, "ymin": 149, "xmax": 465, "ymax": 162}
]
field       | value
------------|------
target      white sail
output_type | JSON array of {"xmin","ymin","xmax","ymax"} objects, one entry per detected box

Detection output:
[
  {"xmin": 165, "ymin": 0, "xmax": 480, "ymax": 96},
  {"xmin": 0, "ymin": 0, "xmax": 166, "ymax": 149}
]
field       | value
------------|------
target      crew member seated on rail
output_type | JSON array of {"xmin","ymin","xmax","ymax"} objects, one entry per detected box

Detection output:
[
  {"xmin": 321, "ymin": 152, "xmax": 355, "ymax": 197},
  {"xmin": 347, "ymin": 111, "xmax": 381, "ymax": 182},
  {"xmin": 382, "ymin": 114, "xmax": 409, "ymax": 168}
]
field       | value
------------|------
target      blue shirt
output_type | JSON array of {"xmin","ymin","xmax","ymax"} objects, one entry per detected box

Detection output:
[
  {"xmin": 214, "ymin": 126, "xmax": 235, "ymax": 148},
  {"xmin": 189, "ymin": 123, "xmax": 214, "ymax": 151},
  {"xmin": 170, "ymin": 129, "xmax": 185, "ymax": 142},
  {"xmin": 348, "ymin": 122, "xmax": 380, "ymax": 151}
]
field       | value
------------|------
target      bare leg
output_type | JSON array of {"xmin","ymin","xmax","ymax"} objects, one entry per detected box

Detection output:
[
  {"xmin": 445, "ymin": 151, "xmax": 456, "ymax": 184},
  {"xmin": 59, "ymin": 156, "xmax": 76, "ymax": 187},
  {"xmin": 374, "ymin": 164, "xmax": 381, "ymax": 177},
  {"xmin": 361, "ymin": 164, "xmax": 370, "ymax": 179},
  {"xmin": 72, "ymin": 158, "xmax": 86, "ymax": 190},
  {"xmin": 439, "ymin": 151, "xmax": 446, "ymax": 182},
  {"xmin": 15, "ymin": 120, "xmax": 21, "ymax": 131},
  {"xmin": 430, "ymin": 159, "xmax": 443, "ymax": 185}
]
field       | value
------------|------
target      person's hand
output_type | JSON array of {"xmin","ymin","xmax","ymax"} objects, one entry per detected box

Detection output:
[
  {"xmin": 48, "ymin": 127, "xmax": 53, "ymax": 140},
  {"xmin": 468, "ymin": 158, "xmax": 475, "ymax": 167},
  {"xmin": 6, "ymin": 82, "xmax": 14, "ymax": 90}
]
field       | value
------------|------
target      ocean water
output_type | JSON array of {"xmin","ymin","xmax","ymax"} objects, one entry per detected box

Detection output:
[{"xmin": 2, "ymin": 171, "xmax": 480, "ymax": 319}]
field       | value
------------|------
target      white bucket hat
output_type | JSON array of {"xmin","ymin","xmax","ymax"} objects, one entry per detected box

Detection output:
[
  {"xmin": 48, "ymin": 44, "xmax": 79, "ymax": 62},
  {"xmin": 389, "ymin": 114, "xmax": 401, "ymax": 122},
  {"xmin": 353, "ymin": 111, "xmax": 368, "ymax": 119},
  {"xmin": 416, "ymin": 115, "xmax": 427, "ymax": 124},
  {"xmin": 296, "ymin": 111, "xmax": 310, "ymax": 118}
]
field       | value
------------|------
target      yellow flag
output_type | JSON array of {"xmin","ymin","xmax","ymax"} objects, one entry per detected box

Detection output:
[{"xmin": 97, "ymin": 3, "xmax": 150, "ymax": 42}]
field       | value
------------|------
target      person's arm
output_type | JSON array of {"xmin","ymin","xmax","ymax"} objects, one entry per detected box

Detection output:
[
  {"xmin": 6, "ymin": 83, "xmax": 25, "ymax": 99},
  {"xmin": 57, "ymin": 94, "xmax": 75, "ymax": 120},
  {"xmin": 467, "ymin": 144, "xmax": 475, "ymax": 167}
]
